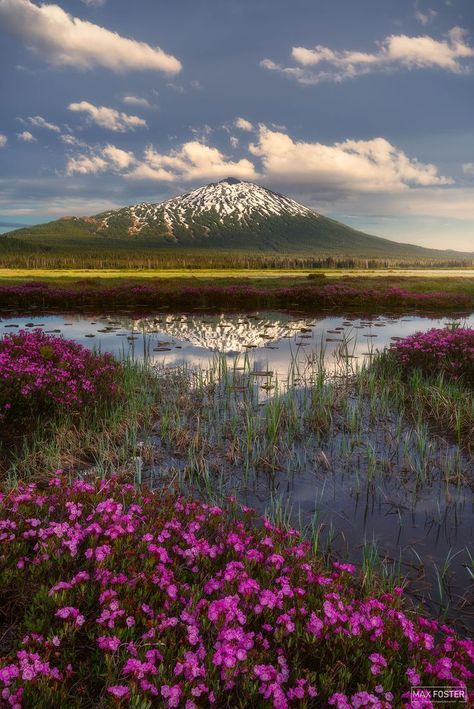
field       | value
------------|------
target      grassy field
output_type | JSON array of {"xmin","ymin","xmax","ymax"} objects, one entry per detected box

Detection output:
[
  {"xmin": 2, "ymin": 266, "xmax": 474, "ymax": 279},
  {"xmin": 0, "ymin": 268, "xmax": 473, "ymax": 295}
]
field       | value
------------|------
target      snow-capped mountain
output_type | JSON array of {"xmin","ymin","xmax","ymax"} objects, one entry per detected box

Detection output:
[
  {"xmin": 11, "ymin": 177, "xmax": 469, "ymax": 257},
  {"xmin": 92, "ymin": 177, "xmax": 318, "ymax": 242}
]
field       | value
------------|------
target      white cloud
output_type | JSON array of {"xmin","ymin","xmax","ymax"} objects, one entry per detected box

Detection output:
[
  {"xmin": 127, "ymin": 141, "xmax": 257, "ymax": 182},
  {"xmin": 68, "ymin": 101, "xmax": 147, "ymax": 132},
  {"xmin": 229, "ymin": 136, "xmax": 239, "ymax": 149},
  {"xmin": 249, "ymin": 126, "xmax": 452, "ymax": 194},
  {"xmin": 60, "ymin": 134, "xmax": 82, "ymax": 146},
  {"xmin": 17, "ymin": 130, "xmax": 36, "ymax": 142},
  {"xmin": 125, "ymin": 163, "xmax": 176, "ymax": 182},
  {"xmin": 27, "ymin": 115, "xmax": 60, "ymax": 132},
  {"xmin": 262, "ymin": 27, "xmax": 474, "ymax": 84},
  {"xmin": 65, "ymin": 142, "xmax": 136, "ymax": 174},
  {"xmin": 0, "ymin": 134, "xmax": 7, "ymax": 147},
  {"xmin": 102, "ymin": 144, "xmax": 135, "ymax": 169},
  {"xmin": 415, "ymin": 9, "xmax": 438, "ymax": 26},
  {"xmin": 234, "ymin": 117, "xmax": 254, "ymax": 132},
  {"xmin": 0, "ymin": 0, "xmax": 182, "ymax": 74},
  {"xmin": 66, "ymin": 154, "xmax": 108, "ymax": 175},
  {"xmin": 81, "ymin": 0, "xmax": 106, "ymax": 7},
  {"xmin": 122, "ymin": 95, "xmax": 151, "ymax": 108},
  {"xmin": 462, "ymin": 162, "xmax": 474, "ymax": 175}
]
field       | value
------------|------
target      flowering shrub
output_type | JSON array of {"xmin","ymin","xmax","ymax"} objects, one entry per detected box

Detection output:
[
  {"xmin": 0, "ymin": 282, "xmax": 471, "ymax": 312},
  {"xmin": 392, "ymin": 327, "xmax": 474, "ymax": 386},
  {"xmin": 0, "ymin": 475, "xmax": 472, "ymax": 707},
  {"xmin": 0, "ymin": 330, "xmax": 122, "ymax": 426}
]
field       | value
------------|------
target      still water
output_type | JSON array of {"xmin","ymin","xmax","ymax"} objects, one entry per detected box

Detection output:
[{"xmin": 1, "ymin": 309, "xmax": 473, "ymax": 377}]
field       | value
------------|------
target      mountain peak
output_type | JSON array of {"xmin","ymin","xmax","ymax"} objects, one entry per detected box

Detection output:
[
  {"xmin": 218, "ymin": 177, "xmax": 242, "ymax": 185},
  {"xmin": 93, "ymin": 178, "xmax": 317, "ymax": 241}
]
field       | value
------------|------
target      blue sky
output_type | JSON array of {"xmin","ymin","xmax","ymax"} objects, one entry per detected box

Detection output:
[{"xmin": 0, "ymin": 0, "xmax": 473, "ymax": 250}]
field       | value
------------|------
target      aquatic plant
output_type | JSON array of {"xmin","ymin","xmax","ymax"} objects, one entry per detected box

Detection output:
[
  {"xmin": 0, "ymin": 330, "xmax": 122, "ymax": 428},
  {"xmin": 392, "ymin": 327, "xmax": 474, "ymax": 386},
  {"xmin": 0, "ymin": 474, "xmax": 472, "ymax": 707}
]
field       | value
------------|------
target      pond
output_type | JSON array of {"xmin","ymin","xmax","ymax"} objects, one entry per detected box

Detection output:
[
  {"xmin": 1, "ymin": 309, "xmax": 473, "ymax": 377},
  {"xmin": 1, "ymin": 308, "xmax": 473, "ymax": 631}
]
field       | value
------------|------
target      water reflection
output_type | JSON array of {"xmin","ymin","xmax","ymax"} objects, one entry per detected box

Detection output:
[{"xmin": 2, "ymin": 310, "xmax": 473, "ymax": 380}]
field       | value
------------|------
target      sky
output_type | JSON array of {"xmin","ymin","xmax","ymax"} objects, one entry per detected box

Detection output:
[{"xmin": 0, "ymin": 0, "xmax": 473, "ymax": 251}]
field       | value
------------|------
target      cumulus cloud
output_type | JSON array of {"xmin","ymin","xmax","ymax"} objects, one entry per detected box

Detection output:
[
  {"xmin": 229, "ymin": 136, "xmax": 239, "ymax": 149},
  {"xmin": 68, "ymin": 101, "xmax": 147, "ymax": 132},
  {"xmin": 127, "ymin": 141, "xmax": 257, "ymax": 182},
  {"xmin": 249, "ymin": 126, "xmax": 452, "ymax": 194},
  {"xmin": 102, "ymin": 144, "xmax": 135, "ymax": 169},
  {"xmin": 27, "ymin": 115, "xmax": 60, "ymax": 132},
  {"xmin": 0, "ymin": 0, "xmax": 182, "ymax": 74},
  {"xmin": 262, "ymin": 27, "xmax": 474, "ymax": 84},
  {"xmin": 462, "ymin": 162, "xmax": 474, "ymax": 175},
  {"xmin": 234, "ymin": 117, "xmax": 254, "ymax": 132},
  {"xmin": 0, "ymin": 134, "xmax": 7, "ymax": 147},
  {"xmin": 61, "ymin": 125, "xmax": 452, "ymax": 211},
  {"xmin": 122, "ymin": 95, "xmax": 151, "ymax": 108},
  {"xmin": 66, "ymin": 143, "xmax": 136, "ymax": 174},
  {"xmin": 125, "ymin": 163, "xmax": 176, "ymax": 182},
  {"xmin": 17, "ymin": 130, "xmax": 36, "ymax": 142},
  {"xmin": 66, "ymin": 154, "xmax": 108, "ymax": 175}
]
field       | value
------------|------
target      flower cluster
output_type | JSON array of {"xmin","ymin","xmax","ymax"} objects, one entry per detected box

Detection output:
[
  {"xmin": 0, "ymin": 330, "xmax": 122, "ymax": 426},
  {"xmin": 392, "ymin": 327, "xmax": 474, "ymax": 386},
  {"xmin": 0, "ymin": 475, "xmax": 472, "ymax": 707},
  {"xmin": 0, "ymin": 282, "xmax": 470, "ymax": 312}
]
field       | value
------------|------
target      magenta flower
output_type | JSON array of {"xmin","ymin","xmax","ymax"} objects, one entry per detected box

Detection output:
[
  {"xmin": 0, "ymin": 330, "xmax": 122, "ymax": 429},
  {"xmin": 107, "ymin": 685, "xmax": 130, "ymax": 699},
  {"xmin": 0, "ymin": 475, "xmax": 473, "ymax": 707},
  {"xmin": 392, "ymin": 327, "xmax": 474, "ymax": 385}
]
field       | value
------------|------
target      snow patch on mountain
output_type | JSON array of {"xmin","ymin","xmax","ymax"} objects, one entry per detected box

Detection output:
[{"xmin": 98, "ymin": 178, "xmax": 317, "ymax": 233}]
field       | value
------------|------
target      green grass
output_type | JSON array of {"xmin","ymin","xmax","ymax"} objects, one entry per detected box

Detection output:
[{"xmin": 365, "ymin": 351, "xmax": 474, "ymax": 454}]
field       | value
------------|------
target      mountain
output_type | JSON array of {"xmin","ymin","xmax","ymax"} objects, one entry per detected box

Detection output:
[{"xmin": 4, "ymin": 177, "xmax": 473, "ymax": 258}]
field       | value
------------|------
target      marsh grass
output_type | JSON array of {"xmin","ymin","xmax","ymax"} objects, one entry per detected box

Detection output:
[
  {"xmin": 3, "ymin": 331, "xmax": 471, "ymax": 492},
  {"xmin": 366, "ymin": 350, "xmax": 474, "ymax": 454},
  {"xmin": 104, "ymin": 333, "xmax": 474, "ymax": 503}
]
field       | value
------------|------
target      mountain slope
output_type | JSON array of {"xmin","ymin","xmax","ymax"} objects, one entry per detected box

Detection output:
[{"xmin": 5, "ymin": 177, "xmax": 473, "ymax": 258}]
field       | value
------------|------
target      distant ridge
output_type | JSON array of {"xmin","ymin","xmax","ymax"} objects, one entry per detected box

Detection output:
[{"xmin": 5, "ymin": 178, "xmax": 474, "ymax": 258}]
